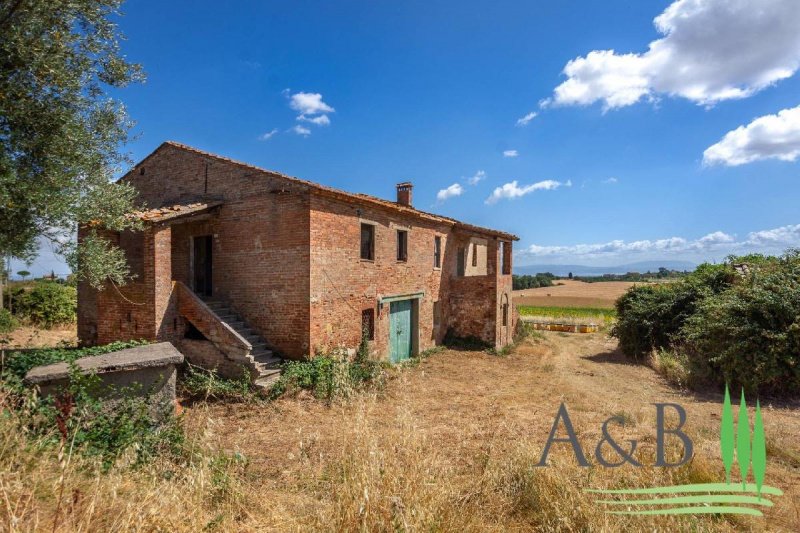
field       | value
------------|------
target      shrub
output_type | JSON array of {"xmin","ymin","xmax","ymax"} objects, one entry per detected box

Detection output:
[
  {"xmin": 13, "ymin": 281, "xmax": 77, "ymax": 327},
  {"xmin": 611, "ymin": 263, "xmax": 734, "ymax": 360},
  {"xmin": 681, "ymin": 251, "xmax": 800, "ymax": 395},
  {"xmin": 270, "ymin": 348, "xmax": 385, "ymax": 401},
  {"xmin": 0, "ymin": 308, "xmax": 18, "ymax": 333}
]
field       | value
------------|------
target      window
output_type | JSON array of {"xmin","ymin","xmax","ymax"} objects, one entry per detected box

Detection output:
[
  {"xmin": 360, "ymin": 223, "xmax": 374, "ymax": 260},
  {"xmin": 361, "ymin": 308, "xmax": 375, "ymax": 340},
  {"xmin": 501, "ymin": 241, "xmax": 511, "ymax": 275},
  {"xmin": 457, "ymin": 247, "xmax": 466, "ymax": 276},
  {"xmin": 472, "ymin": 242, "xmax": 478, "ymax": 267},
  {"xmin": 433, "ymin": 236, "xmax": 441, "ymax": 268},
  {"xmin": 397, "ymin": 229, "xmax": 408, "ymax": 261}
]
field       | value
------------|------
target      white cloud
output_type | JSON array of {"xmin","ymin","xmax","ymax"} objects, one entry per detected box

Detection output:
[
  {"xmin": 258, "ymin": 129, "xmax": 278, "ymax": 141},
  {"xmin": 468, "ymin": 170, "xmax": 486, "ymax": 185},
  {"xmin": 547, "ymin": 0, "xmax": 800, "ymax": 110},
  {"xmin": 485, "ymin": 179, "xmax": 568, "ymax": 204},
  {"xmin": 298, "ymin": 114, "xmax": 331, "ymax": 126},
  {"xmin": 517, "ymin": 224, "xmax": 800, "ymax": 262},
  {"xmin": 289, "ymin": 125, "xmax": 311, "ymax": 137},
  {"xmin": 703, "ymin": 104, "xmax": 800, "ymax": 166},
  {"xmin": 436, "ymin": 183, "xmax": 464, "ymax": 202},
  {"xmin": 503, "ymin": 150, "xmax": 519, "ymax": 158},
  {"xmin": 289, "ymin": 92, "xmax": 335, "ymax": 116},
  {"xmin": 516, "ymin": 111, "xmax": 538, "ymax": 126},
  {"xmin": 602, "ymin": 177, "xmax": 618, "ymax": 184}
]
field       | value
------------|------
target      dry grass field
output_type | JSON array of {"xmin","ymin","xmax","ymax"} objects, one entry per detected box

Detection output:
[
  {"xmin": 4, "ymin": 333, "xmax": 799, "ymax": 531},
  {"xmin": 513, "ymin": 279, "xmax": 639, "ymax": 309},
  {"xmin": 0, "ymin": 324, "xmax": 77, "ymax": 349}
]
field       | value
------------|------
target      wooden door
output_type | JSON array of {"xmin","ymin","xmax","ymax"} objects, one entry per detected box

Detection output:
[
  {"xmin": 193, "ymin": 235, "xmax": 213, "ymax": 297},
  {"xmin": 389, "ymin": 299, "xmax": 412, "ymax": 363}
]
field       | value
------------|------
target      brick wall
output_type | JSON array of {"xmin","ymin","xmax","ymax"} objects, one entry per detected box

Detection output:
[{"xmin": 79, "ymin": 143, "xmax": 515, "ymax": 360}]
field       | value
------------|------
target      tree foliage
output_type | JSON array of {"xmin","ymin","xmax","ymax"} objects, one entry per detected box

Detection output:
[{"xmin": 0, "ymin": 0, "xmax": 143, "ymax": 288}]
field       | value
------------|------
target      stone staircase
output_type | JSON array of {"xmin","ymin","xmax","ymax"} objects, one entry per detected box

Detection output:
[{"xmin": 203, "ymin": 300, "xmax": 284, "ymax": 390}]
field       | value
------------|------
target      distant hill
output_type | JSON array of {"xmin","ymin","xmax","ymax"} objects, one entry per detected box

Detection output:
[{"xmin": 514, "ymin": 260, "xmax": 697, "ymax": 277}]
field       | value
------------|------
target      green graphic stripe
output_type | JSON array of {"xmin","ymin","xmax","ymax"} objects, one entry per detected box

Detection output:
[
  {"xmin": 606, "ymin": 505, "xmax": 764, "ymax": 517},
  {"xmin": 597, "ymin": 494, "xmax": 773, "ymax": 507},
  {"xmin": 585, "ymin": 483, "xmax": 783, "ymax": 496}
]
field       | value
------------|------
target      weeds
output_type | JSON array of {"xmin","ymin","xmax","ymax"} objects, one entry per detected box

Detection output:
[{"xmin": 181, "ymin": 363, "xmax": 256, "ymax": 403}]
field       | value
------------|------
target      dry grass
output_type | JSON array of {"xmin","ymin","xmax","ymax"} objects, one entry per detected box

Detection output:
[
  {"xmin": 513, "ymin": 279, "xmax": 639, "ymax": 309},
  {"xmin": 3, "ymin": 333, "xmax": 799, "ymax": 531},
  {"xmin": 0, "ymin": 324, "xmax": 77, "ymax": 349}
]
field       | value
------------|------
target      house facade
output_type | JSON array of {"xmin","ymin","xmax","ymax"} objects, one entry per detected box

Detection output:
[{"xmin": 78, "ymin": 142, "xmax": 518, "ymax": 384}]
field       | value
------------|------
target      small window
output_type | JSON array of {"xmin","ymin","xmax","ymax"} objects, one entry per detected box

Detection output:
[
  {"xmin": 472, "ymin": 243, "xmax": 478, "ymax": 267},
  {"xmin": 361, "ymin": 308, "xmax": 375, "ymax": 341},
  {"xmin": 360, "ymin": 223, "xmax": 374, "ymax": 260},
  {"xmin": 397, "ymin": 230, "xmax": 408, "ymax": 261},
  {"xmin": 433, "ymin": 236, "xmax": 441, "ymax": 268},
  {"xmin": 457, "ymin": 247, "xmax": 466, "ymax": 276}
]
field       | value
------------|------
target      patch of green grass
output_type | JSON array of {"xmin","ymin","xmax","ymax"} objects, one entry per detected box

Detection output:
[{"xmin": 517, "ymin": 306, "xmax": 616, "ymax": 320}]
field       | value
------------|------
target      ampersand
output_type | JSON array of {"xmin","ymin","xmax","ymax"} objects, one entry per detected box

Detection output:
[{"xmin": 594, "ymin": 415, "xmax": 642, "ymax": 467}]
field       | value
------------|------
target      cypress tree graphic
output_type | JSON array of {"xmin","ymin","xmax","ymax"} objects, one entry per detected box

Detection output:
[
  {"xmin": 721, "ymin": 385, "xmax": 735, "ymax": 484},
  {"xmin": 752, "ymin": 400, "xmax": 767, "ymax": 500},
  {"xmin": 737, "ymin": 389, "xmax": 751, "ymax": 490}
]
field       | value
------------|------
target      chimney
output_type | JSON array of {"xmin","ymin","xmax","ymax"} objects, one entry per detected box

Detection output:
[{"xmin": 396, "ymin": 182, "xmax": 413, "ymax": 207}]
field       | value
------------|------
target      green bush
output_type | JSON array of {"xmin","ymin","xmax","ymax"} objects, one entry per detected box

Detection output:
[
  {"xmin": 0, "ymin": 308, "xmax": 18, "ymax": 333},
  {"xmin": 13, "ymin": 281, "xmax": 77, "ymax": 327},
  {"xmin": 270, "ymin": 348, "xmax": 385, "ymax": 401},
  {"xmin": 612, "ymin": 250, "xmax": 800, "ymax": 396},
  {"xmin": 681, "ymin": 252, "xmax": 800, "ymax": 395},
  {"xmin": 611, "ymin": 263, "xmax": 734, "ymax": 360}
]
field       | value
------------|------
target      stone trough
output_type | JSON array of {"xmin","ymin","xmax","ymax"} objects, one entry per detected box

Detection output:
[{"xmin": 25, "ymin": 342, "xmax": 183, "ymax": 420}]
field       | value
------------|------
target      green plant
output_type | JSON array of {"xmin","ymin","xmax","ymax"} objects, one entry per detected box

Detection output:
[
  {"xmin": 181, "ymin": 363, "xmax": 255, "ymax": 402},
  {"xmin": 13, "ymin": 281, "xmax": 77, "ymax": 328},
  {"xmin": 0, "ymin": 308, "xmax": 18, "ymax": 333}
]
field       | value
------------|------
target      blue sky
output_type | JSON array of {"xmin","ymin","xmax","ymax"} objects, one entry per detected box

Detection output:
[{"xmin": 14, "ymin": 0, "xmax": 800, "ymax": 277}]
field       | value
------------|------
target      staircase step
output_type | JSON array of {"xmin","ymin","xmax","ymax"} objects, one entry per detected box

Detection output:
[
  {"xmin": 253, "ymin": 356, "xmax": 281, "ymax": 369},
  {"xmin": 253, "ymin": 372, "xmax": 281, "ymax": 390}
]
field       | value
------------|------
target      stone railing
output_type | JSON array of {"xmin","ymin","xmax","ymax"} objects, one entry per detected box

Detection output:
[{"xmin": 174, "ymin": 281, "xmax": 252, "ymax": 361}]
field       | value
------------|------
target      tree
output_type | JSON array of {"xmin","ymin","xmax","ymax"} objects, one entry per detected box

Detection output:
[
  {"xmin": 568, "ymin": 272, "xmax": 573, "ymax": 279},
  {"xmin": 16, "ymin": 270, "xmax": 30, "ymax": 281},
  {"xmin": 0, "ymin": 0, "xmax": 145, "ymax": 294}
]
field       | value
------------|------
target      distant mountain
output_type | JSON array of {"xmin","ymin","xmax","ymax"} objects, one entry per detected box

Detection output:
[{"xmin": 514, "ymin": 260, "xmax": 697, "ymax": 277}]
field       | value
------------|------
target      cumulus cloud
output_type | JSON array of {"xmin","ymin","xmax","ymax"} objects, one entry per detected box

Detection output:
[
  {"xmin": 289, "ymin": 92, "xmax": 335, "ymax": 115},
  {"xmin": 546, "ymin": 0, "xmax": 800, "ymax": 110},
  {"xmin": 703, "ymin": 104, "xmax": 800, "ymax": 166},
  {"xmin": 436, "ymin": 183, "xmax": 464, "ymax": 202},
  {"xmin": 485, "ymin": 179, "xmax": 570, "ymax": 204},
  {"xmin": 516, "ymin": 111, "xmax": 538, "ymax": 126},
  {"xmin": 468, "ymin": 170, "xmax": 486, "ymax": 185},
  {"xmin": 289, "ymin": 125, "xmax": 311, "ymax": 137},
  {"xmin": 285, "ymin": 91, "xmax": 335, "ymax": 134},
  {"xmin": 503, "ymin": 150, "xmax": 519, "ymax": 158},
  {"xmin": 298, "ymin": 114, "xmax": 331, "ymax": 126},
  {"xmin": 517, "ymin": 224, "xmax": 800, "ymax": 262},
  {"xmin": 258, "ymin": 129, "xmax": 278, "ymax": 141}
]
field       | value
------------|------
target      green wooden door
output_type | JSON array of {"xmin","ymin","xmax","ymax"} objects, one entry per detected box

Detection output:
[{"xmin": 389, "ymin": 299, "xmax": 412, "ymax": 363}]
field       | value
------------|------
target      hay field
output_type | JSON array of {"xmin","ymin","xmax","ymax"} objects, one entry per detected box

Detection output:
[{"xmin": 513, "ymin": 279, "xmax": 638, "ymax": 309}]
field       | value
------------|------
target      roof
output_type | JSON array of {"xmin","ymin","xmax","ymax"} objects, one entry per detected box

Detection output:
[
  {"xmin": 124, "ymin": 141, "xmax": 519, "ymax": 241},
  {"xmin": 128, "ymin": 201, "xmax": 223, "ymax": 223}
]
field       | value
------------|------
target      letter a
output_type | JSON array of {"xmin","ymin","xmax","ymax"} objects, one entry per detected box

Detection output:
[
  {"xmin": 536, "ymin": 403, "xmax": 590, "ymax": 467},
  {"xmin": 654, "ymin": 403, "xmax": 694, "ymax": 467}
]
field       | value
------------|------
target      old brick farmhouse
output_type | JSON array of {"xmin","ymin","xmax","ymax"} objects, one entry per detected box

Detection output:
[{"xmin": 78, "ymin": 142, "xmax": 518, "ymax": 386}]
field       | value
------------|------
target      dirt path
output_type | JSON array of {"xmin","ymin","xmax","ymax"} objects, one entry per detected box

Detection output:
[{"xmin": 202, "ymin": 333, "xmax": 800, "ymax": 531}]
